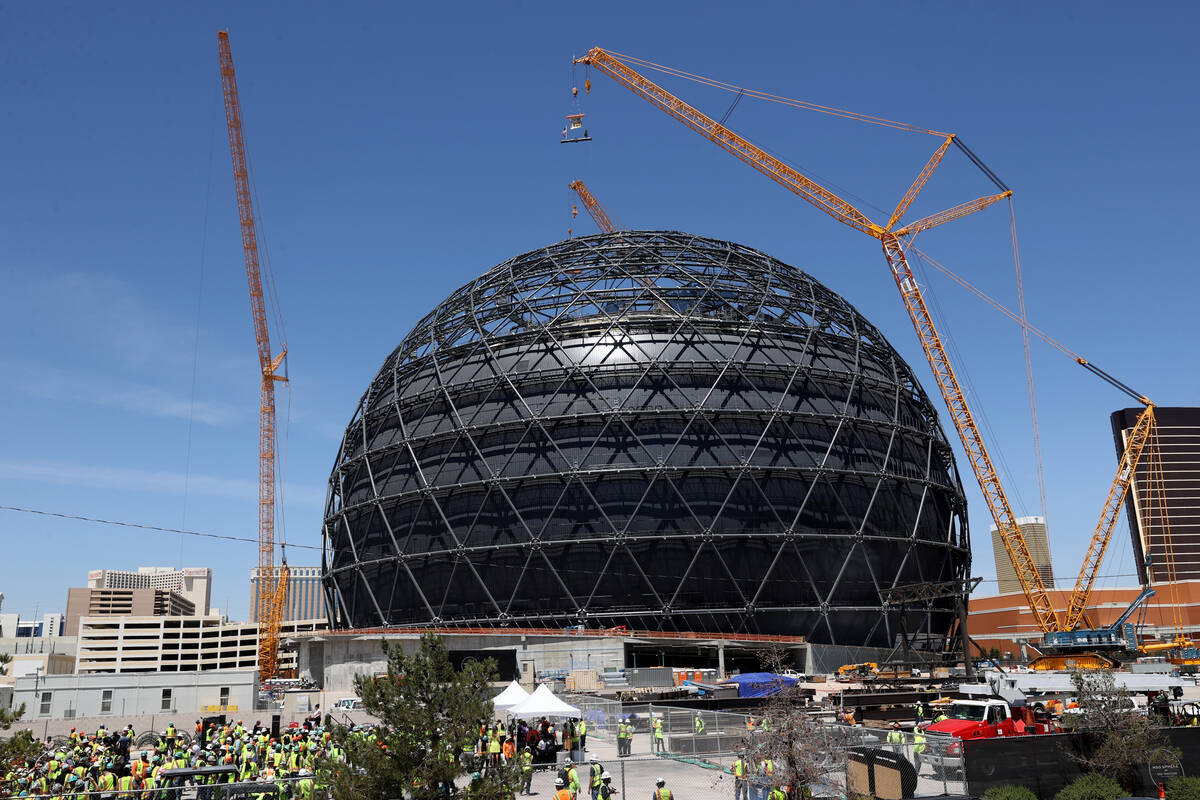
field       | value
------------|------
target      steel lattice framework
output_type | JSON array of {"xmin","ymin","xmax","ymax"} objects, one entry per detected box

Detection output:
[{"xmin": 322, "ymin": 231, "xmax": 970, "ymax": 646}]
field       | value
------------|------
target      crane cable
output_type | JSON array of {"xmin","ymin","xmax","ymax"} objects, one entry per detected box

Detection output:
[
  {"xmin": 605, "ymin": 50, "xmax": 948, "ymax": 137},
  {"xmin": 1009, "ymin": 198, "xmax": 1049, "ymax": 525}
]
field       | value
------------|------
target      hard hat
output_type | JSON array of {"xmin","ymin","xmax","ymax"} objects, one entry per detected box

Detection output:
[
  {"xmin": 601, "ymin": 772, "xmax": 612, "ymax": 781},
  {"xmin": 656, "ymin": 778, "xmax": 665, "ymax": 786},
  {"xmin": 555, "ymin": 778, "xmax": 565, "ymax": 787}
]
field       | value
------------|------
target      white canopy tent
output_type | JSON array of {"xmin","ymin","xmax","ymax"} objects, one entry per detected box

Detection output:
[
  {"xmin": 506, "ymin": 684, "xmax": 581, "ymax": 718},
  {"xmin": 492, "ymin": 681, "xmax": 531, "ymax": 710}
]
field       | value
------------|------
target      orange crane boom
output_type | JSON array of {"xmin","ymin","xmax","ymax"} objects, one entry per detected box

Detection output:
[
  {"xmin": 569, "ymin": 180, "xmax": 618, "ymax": 233},
  {"xmin": 218, "ymin": 30, "xmax": 289, "ymax": 679},
  {"xmin": 1062, "ymin": 402, "xmax": 1155, "ymax": 631},
  {"xmin": 574, "ymin": 47, "xmax": 1168, "ymax": 636},
  {"xmin": 573, "ymin": 46, "xmax": 1062, "ymax": 630}
]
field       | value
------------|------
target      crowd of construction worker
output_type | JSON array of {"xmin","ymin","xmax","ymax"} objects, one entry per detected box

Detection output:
[
  {"xmin": 1, "ymin": 719, "xmax": 340, "ymax": 799},
  {"xmin": 729, "ymin": 754, "xmax": 798, "ymax": 800}
]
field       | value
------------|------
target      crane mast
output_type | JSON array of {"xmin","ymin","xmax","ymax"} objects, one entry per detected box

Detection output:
[
  {"xmin": 218, "ymin": 30, "xmax": 289, "ymax": 679},
  {"xmin": 573, "ymin": 47, "xmax": 1064, "ymax": 629}
]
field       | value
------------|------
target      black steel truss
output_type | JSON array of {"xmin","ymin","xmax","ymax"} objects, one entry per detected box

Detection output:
[{"xmin": 322, "ymin": 231, "xmax": 970, "ymax": 646}]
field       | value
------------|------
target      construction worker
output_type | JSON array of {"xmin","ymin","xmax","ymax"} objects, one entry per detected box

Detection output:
[
  {"xmin": 599, "ymin": 772, "xmax": 616, "ymax": 800},
  {"xmin": 578, "ymin": 717, "xmax": 588, "ymax": 749},
  {"xmin": 131, "ymin": 752, "xmax": 151, "ymax": 782},
  {"xmin": 913, "ymin": 730, "xmax": 927, "ymax": 768},
  {"xmin": 95, "ymin": 763, "xmax": 117, "ymax": 800},
  {"xmin": 520, "ymin": 747, "xmax": 535, "ymax": 795},
  {"xmin": 488, "ymin": 731, "xmax": 502, "ymax": 766},
  {"xmin": 165, "ymin": 722, "xmax": 177, "ymax": 750},
  {"xmin": 653, "ymin": 777, "xmax": 673, "ymax": 800},
  {"xmin": 886, "ymin": 722, "xmax": 905, "ymax": 755},
  {"xmin": 616, "ymin": 719, "xmax": 629, "ymax": 757},
  {"xmin": 934, "ymin": 708, "xmax": 948, "ymax": 723},
  {"xmin": 754, "ymin": 758, "xmax": 774, "ymax": 800},
  {"xmin": 295, "ymin": 769, "xmax": 314, "ymax": 800},
  {"xmin": 745, "ymin": 715, "xmax": 756, "ymax": 733},
  {"xmin": 116, "ymin": 772, "xmax": 139, "ymax": 800},
  {"xmin": 768, "ymin": 784, "xmax": 787, "ymax": 800},
  {"xmin": 587, "ymin": 758, "xmax": 604, "ymax": 800},
  {"xmin": 555, "ymin": 777, "xmax": 573, "ymax": 800},
  {"xmin": 694, "ymin": 713, "xmax": 706, "ymax": 735},
  {"xmin": 652, "ymin": 716, "xmax": 665, "ymax": 753},
  {"xmin": 732, "ymin": 754, "xmax": 749, "ymax": 800},
  {"xmin": 566, "ymin": 760, "xmax": 581, "ymax": 798}
]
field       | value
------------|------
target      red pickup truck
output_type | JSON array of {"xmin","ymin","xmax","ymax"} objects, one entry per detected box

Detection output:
[{"xmin": 919, "ymin": 699, "xmax": 1053, "ymax": 775}]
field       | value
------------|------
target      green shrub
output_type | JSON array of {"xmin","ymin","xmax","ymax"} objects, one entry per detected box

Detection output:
[
  {"xmin": 1166, "ymin": 777, "xmax": 1200, "ymax": 800},
  {"xmin": 1053, "ymin": 774, "xmax": 1125, "ymax": 800},
  {"xmin": 984, "ymin": 785, "xmax": 1039, "ymax": 800}
]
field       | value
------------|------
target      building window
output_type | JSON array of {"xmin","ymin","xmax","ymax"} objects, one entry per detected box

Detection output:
[
  {"xmin": 219, "ymin": 687, "xmax": 230, "ymax": 706},
  {"xmin": 161, "ymin": 688, "xmax": 172, "ymax": 711},
  {"xmin": 101, "ymin": 690, "xmax": 113, "ymax": 714},
  {"xmin": 40, "ymin": 692, "xmax": 52, "ymax": 716}
]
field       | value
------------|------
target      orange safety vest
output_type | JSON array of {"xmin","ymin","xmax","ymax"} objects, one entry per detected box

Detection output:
[
  {"xmin": 503, "ymin": 740, "xmax": 516, "ymax": 759},
  {"xmin": 556, "ymin": 790, "xmax": 573, "ymax": 800}
]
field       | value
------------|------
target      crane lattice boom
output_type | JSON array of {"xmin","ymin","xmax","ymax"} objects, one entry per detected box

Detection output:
[
  {"xmin": 575, "ymin": 46, "xmax": 1062, "ymax": 629},
  {"xmin": 1062, "ymin": 404, "xmax": 1156, "ymax": 631},
  {"xmin": 569, "ymin": 180, "xmax": 617, "ymax": 233},
  {"xmin": 218, "ymin": 30, "xmax": 289, "ymax": 679}
]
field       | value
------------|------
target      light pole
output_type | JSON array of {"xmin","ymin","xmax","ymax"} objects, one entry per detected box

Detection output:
[{"xmin": 32, "ymin": 665, "xmax": 44, "ymax": 712}]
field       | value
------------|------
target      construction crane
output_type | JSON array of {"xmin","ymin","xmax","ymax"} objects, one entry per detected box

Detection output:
[
  {"xmin": 571, "ymin": 47, "xmax": 1161, "ymax": 641},
  {"xmin": 218, "ymin": 30, "xmax": 290, "ymax": 680},
  {"xmin": 569, "ymin": 180, "xmax": 618, "ymax": 233}
]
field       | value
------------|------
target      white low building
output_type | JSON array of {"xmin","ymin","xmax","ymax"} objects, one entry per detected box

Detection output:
[{"xmin": 11, "ymin": 669, "xmax": 258, "ymax": 719}]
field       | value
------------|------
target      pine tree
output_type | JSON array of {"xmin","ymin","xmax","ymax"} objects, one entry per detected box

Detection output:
[{"xmin": 318, "ymin": 633, "xmax": 520, "ymax": 800}]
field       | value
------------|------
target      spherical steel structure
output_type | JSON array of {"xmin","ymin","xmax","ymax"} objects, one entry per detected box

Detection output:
[{"xmin": 322, "ymin": 231, "xmax": 970, "ymax": 645}]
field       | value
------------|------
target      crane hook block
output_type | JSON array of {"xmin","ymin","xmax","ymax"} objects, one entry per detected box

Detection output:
[
  {"xmin": 585, "ymin": 77, "xmax": 591, "ymax": 94},
  {"xmin": 572, "ymin": 86, "xmax": 579, "ymax": 97}
]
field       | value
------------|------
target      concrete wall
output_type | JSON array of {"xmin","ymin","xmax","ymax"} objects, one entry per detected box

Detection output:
[
  {"xmin": 298, "ymin": 634, "xmax": 625, "ymax": 694},
  {"xmin": 11, "ymin": 669, "xmax": 258, "ymax": 720},
  {"xmin": 0, "ymin": 636, "xmax": 77, "ymax": 658},
  {"xmin": 0, "ymin": 653, "xmax": 75, "ymax": 685}
]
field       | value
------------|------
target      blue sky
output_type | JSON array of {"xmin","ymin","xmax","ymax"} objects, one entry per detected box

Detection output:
[{"xmin": 1, "ymin": 1, "xmax": 1196, "ymax": 622}]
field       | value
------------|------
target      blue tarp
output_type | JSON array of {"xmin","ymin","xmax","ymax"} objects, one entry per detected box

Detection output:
[{"xmin": 723, "ymin": 672, "xmax": 798, "ymax": 698}]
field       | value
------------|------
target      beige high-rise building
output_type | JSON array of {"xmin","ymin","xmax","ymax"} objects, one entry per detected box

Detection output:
[
  {"xmin": 990, "ymin": 515, "xmax": 1055, "ymax": 594},
  {"xmin": 87, "ymin": 567, "xmax": 211, "ymax": 616}
]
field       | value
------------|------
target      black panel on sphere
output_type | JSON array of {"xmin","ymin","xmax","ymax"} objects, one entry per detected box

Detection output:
[{"xmin": 322, "ymin": 231, "xmax": 970, "ymax": 646}]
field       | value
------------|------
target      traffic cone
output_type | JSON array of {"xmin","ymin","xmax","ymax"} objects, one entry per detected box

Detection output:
[{"xmin": 1158, "ymin": 783, "xmax": 1165, "ymax": 799}]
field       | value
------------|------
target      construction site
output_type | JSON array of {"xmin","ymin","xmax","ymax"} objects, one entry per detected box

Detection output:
[{"xmin": 2, "ymin": 7, "xmax": 1197, "ymax": 800}]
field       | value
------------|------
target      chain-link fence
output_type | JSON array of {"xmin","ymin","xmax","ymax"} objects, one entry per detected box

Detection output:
[{"xmin": 558, "ymin": 697, "xmax": 965, "ymax": 797}]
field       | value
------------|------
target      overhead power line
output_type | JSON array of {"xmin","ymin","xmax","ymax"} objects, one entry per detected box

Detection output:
[{"xmin": 0, "ymin": 504, "xmax": 320, "ymax": 551}]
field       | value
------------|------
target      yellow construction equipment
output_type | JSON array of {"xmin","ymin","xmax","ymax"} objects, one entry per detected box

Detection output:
[{"xmin": 218, "ymin": 30, "xmax": 290, "ymax": 680}]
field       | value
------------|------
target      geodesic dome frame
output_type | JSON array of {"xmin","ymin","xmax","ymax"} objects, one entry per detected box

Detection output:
[{"xmin": 322, "ymin": 231, "xmax": 970, "ymax": 646}]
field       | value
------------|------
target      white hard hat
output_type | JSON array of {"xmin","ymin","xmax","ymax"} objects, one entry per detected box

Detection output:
[
  {"xmin": 555, "ymin": 778, "xmax": 565, "ymax": 787},
  {"xmin": 656, "ymin": 778, "xmax": 665, "ymax": 785}
]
